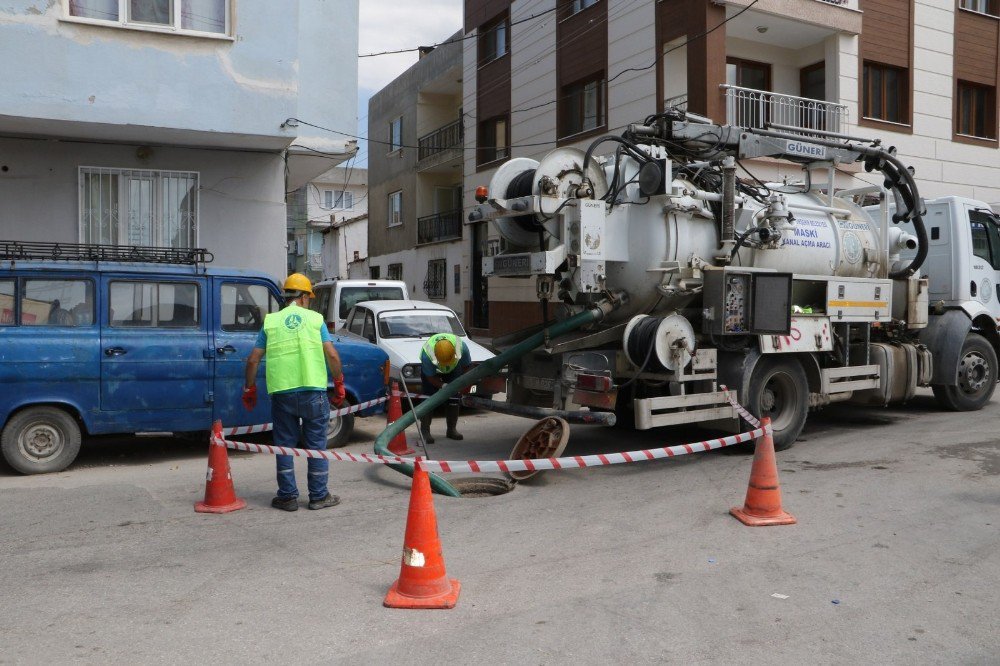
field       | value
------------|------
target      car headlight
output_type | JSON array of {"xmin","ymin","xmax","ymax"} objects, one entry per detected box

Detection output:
[{"xmin": 402, "ymin": 364, "xmax": 418, "ymax": 378}]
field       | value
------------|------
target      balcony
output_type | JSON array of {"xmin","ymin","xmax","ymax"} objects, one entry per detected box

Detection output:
[
  {"xmin": 721, "ymin": 84, "xmax": 848, "ymax": 134},
  {"xmin": 417, "ymin": 209, "xmax": 463, "ymax": 245},
  {"xmin": 417, "ymin": 119, "xmax": 463, "ymax": 172}
]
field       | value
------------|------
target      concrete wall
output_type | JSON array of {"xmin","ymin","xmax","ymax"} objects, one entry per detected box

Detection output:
[
  {"xmin": 0, "ymin": 137, "xmax": 287, "ymax": 280},
  {"xmin": 367, "ymin": 242, "xmax": 466, "ymax": 313},
  {"xmin": 322, "ymin": 218, "xmax": 368, "ymax": 280}
]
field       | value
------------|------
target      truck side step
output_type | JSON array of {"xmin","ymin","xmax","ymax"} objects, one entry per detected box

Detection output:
[
  {"xmin": 820, "ymin": 364, "xmax": 880, "ymax": 394},
  {"xmin": 634, "ymin": 390, "xmax": 738, "ymax": 430}
]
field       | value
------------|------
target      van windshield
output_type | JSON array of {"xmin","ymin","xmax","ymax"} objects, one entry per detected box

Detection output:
[{"xmin": 339, "ymin": 286, "xmax": 404, "ymax": 318}]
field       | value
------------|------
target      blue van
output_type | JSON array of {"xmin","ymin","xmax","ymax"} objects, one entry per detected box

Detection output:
[{"xmin": 0, "ymin": 243, "xmax": 389, "ymax": 474}]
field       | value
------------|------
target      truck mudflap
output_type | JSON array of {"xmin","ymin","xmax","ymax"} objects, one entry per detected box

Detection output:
[
  {"xmin": 918, "ymin": 310, "xmax": 972, "ymax": 385},
  {"xmin": 634, "ymin": 390, "xmax": 739, "ymax": 430}
]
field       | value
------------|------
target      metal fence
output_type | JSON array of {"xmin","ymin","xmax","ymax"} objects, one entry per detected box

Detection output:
[
  {"xmin": 418, "ymin": 120, "xmax": 463, "ymax": 162},
  {"xmin": 721, "ymin": 84, "xmax": 847, "ymax": 134},
  {"xmin": 417, "ymin": 210, "xmax": 463, "ymax": 245}
]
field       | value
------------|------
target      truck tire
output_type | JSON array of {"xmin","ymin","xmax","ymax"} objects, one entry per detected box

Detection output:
[
  {"xmin": 1, "ymin": 406, "xmax": 82, "ymax": 474},
  {"xmin": 932, "ymin": 333, "xmax": 997, "ymax": 411},
  {"xmin": 326, "ymin": 394, "xmax": 354, "ymax": 448},
  {"xmin": 746, "ymin": 357, "xmax": 808, "ymax": 451}
]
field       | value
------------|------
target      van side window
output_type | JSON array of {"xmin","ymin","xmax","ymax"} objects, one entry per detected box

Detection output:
[
  {"xmin": 221, "ymin": 283, "xmax": 279, "ymax": 331},
  {"xmin": 311, "ymin": 287, "xmax": 331, "ymax": 319},
  {"xmin": 110, "ymin": 281, "xmax": 200, "ymax": 328},
  {"xmin": 21, "ymin": 279, "xmax": 94, "ymax": 326},
  {"xmin": 0, "ymin": 280, "xmax": 14, "ymax": 325}
]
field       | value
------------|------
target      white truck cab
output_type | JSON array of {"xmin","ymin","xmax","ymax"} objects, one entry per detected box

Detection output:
[{"xmin": 311, "ymin": 279, "xmax": 408, "ymax": 332}]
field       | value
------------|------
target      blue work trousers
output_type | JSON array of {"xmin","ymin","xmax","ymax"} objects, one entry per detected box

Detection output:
[{"xmin": 271, "ymin": 390, "xmax": 330, "ymax": 501}]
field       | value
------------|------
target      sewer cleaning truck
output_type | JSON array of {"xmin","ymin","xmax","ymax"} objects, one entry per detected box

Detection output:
[{"xmin": 466, "ymin": 108, "xmax": 1000, "ymax": 450}]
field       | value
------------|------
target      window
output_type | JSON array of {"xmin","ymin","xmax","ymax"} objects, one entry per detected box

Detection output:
[
  {"xmin": 324, "ymin": 190, "xmax": 354, "ymax": 210},
  {"xmin": 454, "ymin": 264, "xmax": 461, "ymax": 295},
  {"xmin": 370, "ymin": 266, "xmax": 381, "ymax": 279},
  {"xmin": 479, "ymin": 14, "xmax": 508, "ymax": 65},
  {"xmin": 109, "ymin": 281, "xmax": 200, "ymax": 328},
  {"xmin": 970, "ymin": 211, "xmax": 1000, "ymax": 270},
  {"xmin": 387, "ymin": 263, "xmax": 403, "ymax": 281},
  {"xmin": 220, "ymin": 283, "xmax": 279, "ymax": 332},
  {"xmin": 378, "ymin": 310, "xmax": 466, "ymax": 338},
  {"xmin": 569, "ymin": 0, "xmax": 599, "ymax": 15},
  {"xmin": 11, "ymin": 280, "xmax": 94, "ymax": 326},
  {"xmin": 79, "ymin": 167, "xmax": 198, "ymax": 248},
  {"xmin": 67, "ymin": 0, "xmax": 229, "ymax": 35},
  {"xmin": 0, "ymin": 280, "xmax": 13, "ymax": 325},
  {"xmin": 863, "ymin": 61, "xmax": 909, "ymax": 125},
  {"xmin": 389, "ymin": 117, "xmax": 403, "ymax": 152},
  {"xmin": 956, "ymin": 81, "xmax": 997, "ymax": 140},
  {"xmin": 960, "ymin": 0, "xmax": 999, "ymax": 16},
  {"xmin": 347, "ymin": 309, "xmax": 366, "ymax": 336},
  {"xmin": 478, "ymin": 116, "xmax": 508, "ymax": 166},
  {"xmin": 425, "ymin": 259, "xmax": 447, "ymax": 299},
  {"xmin": 361, "ymin": 310, "xmax": 376, "ymax": 343},
  {"xmin": 388, "ymin": 191, "xmax": 403, "ymax": 227},
  {"xmin": 561, "ymin": 77, "xmax": 606, "ymax": 138}
]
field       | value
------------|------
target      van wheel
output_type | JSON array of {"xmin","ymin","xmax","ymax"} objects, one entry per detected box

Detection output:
[
  {"xmin": 932, "ymin": 333, "xmax": 998, "ymax": 411},
  {"xmin": 1, "ymin": 407, "xmax": 82, "ymax": 474},
  {"xmin": 746, "ymin": 357, "xmax": 808, "ymax": 451},
  {"xmin": 326, "ymin": 395, "xmax": 354, "ymax": 448}
]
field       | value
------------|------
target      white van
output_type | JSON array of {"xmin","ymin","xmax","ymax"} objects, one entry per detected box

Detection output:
[{"xmin": 311, "ymin": 279, "xmax": 408, "ymax": 331}]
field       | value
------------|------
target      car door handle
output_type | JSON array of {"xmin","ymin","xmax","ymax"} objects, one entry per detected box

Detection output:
[
  {"xmin": 216, "ymin": 345, "xmax": 237, "ymax": 355},
  {"xmin": 104, "ymin": 347, "xmax": 127, "ymax": 357}
]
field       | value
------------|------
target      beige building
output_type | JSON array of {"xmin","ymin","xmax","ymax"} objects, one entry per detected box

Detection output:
[{"xmin": 462, "ymin": 0, "xmax": 1000, "ymax": 339}]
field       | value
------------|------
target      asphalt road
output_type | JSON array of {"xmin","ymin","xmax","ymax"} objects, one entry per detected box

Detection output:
[{"xmin": 1, "ymin": 390, "xmax": 998, "ymax": 664}]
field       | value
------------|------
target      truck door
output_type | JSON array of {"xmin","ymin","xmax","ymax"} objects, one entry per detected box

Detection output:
[
  {"xmin": 100, "ymin": 276, "xmax": 213, "ymax": 430},
  {"xmin": 966, "ymin": 207, "xmax": 1000, "ymax": 320},
  {"xmin": 212, "ymin": 279, "xmax": 281, "ymax": 425}
]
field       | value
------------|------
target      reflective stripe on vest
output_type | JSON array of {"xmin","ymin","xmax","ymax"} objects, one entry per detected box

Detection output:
[
  {"xmin": 421, "ymin": 332, "xmax": 461, "ymax": 375},
  {"xmin": 263, "ymin": 304, "xmax": 328, "ymax": 393}
]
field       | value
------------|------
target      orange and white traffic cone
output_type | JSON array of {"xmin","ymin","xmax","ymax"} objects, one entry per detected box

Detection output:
[
  {"xmin": 386, "ymin": 381, "xmax": 415, "ymax": 456},
  {"xmin": 384, "ymin": 459, "xmax": 461, "ymax": 609},
  {"xmin": 730, "ymin": 417, "xmax": 796, "ymax": 526},
  {"xmin": 194, "ymin": 421, "xmax": 247, "ymax": 514}
]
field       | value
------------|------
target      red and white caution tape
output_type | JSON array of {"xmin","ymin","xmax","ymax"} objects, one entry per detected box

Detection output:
[
  {"xmin": 720, "ymin": 384, "xmax": 760, "ymax": 429},
  {"xmin": 222, "ymin": 396, "xmax": 389, "ymax": 436},
  {"xmin": 212, "ymin": 424, "xmax": 770, "ymax": 472}
]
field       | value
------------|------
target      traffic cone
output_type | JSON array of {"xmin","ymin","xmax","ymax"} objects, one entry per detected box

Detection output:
[
  {"xmin": 730, "ymin": 417, "xmax": 796, "ymax": 526},
  {"xmin": 386, "ymin": 381, "xmax": 414, "ymax": 456},
  {"xmin": 384, "ymin": 460, "xmax": 461, "ymax": 609},
  {"xmin": 194, "ymin": 421, "xmax": 247, "ymax": 514}
]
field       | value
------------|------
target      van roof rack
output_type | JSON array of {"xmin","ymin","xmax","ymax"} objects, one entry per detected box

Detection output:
[{"xmin": 0, "ymin": 241, "xmax": 214, "ymax": 265}]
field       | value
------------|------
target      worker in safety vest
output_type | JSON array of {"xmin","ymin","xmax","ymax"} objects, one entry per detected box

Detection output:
[
  {"xmin": 418, "ymin": 332, "xmax": 472, "ymax": 443},
  {"xmin": 242, "ymin": 273, "xmax": 345, "ymax": 512}
]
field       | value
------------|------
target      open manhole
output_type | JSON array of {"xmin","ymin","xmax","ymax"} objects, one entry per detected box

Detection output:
[
  {"xmin": 508, "ymin": 417, "xmax": 570, "ymax": 481},
  {"xmin": 448, "ymin": 476, "xmax": 516, "ymax": 497}
]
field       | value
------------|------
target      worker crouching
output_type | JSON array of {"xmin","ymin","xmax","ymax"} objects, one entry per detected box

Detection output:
[{"xmin": 419, "ymin": 333, "xmax": 472, "ymax": 444}]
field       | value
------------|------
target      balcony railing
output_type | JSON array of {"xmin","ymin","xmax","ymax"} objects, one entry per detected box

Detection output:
[
  {"xmin": 417, "ymin": 209, "xmax": 463, "ymax": 245},
  {"xmin": 418, "ymin": 119, "xmax": 463, "ymax": 162},
  {"xmin": 722, "ymin": 84, "xmax": 847, "ymax": 134}
]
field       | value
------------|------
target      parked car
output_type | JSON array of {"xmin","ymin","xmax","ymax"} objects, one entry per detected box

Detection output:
[
  {"xmin": 339, "ymin": 299, "xmax": 502, "ymax": 397},
  {"xmin": 310, "ymin": 278, "xmax": 408, "ymax": 332},
  {"xmin": 0, "ymin": 245, "xmax": 389, "ymax": 474}
]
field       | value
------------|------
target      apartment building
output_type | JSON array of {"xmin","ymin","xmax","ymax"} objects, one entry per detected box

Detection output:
[
  {"xmin": 463, "ymin": 0, "xmax": 1000, "ymax": 339},
  {"xmin": 0, "ymin": 0, "xmax": 358, "ymax": 280},
  {"xmin": 367, "ymin": 33, "xmax": 466, "ymax": 314}
]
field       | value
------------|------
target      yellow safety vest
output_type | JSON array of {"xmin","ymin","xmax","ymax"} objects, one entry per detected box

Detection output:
[
  {"xmin": 421, "ymin": 332, "xmax": 462, "ymax": 375},
  {"xmin": 263, "ymin": 304, "xmax": 327, "ymax": 393}
]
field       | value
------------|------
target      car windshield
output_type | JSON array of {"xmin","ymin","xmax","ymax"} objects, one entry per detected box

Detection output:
[{"xmin": 377, "ymin": 311, "xmax": 466, "ymax": 339}]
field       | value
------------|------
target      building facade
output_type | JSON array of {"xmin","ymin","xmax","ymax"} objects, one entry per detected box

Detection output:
[
  {"xmin": 316, "ymin": 167, "xmax": 369, "ymax": 280},
  {"xmin": 367, "ymin": 34, "xmax": 466, "ymax": 313},
  {"xmin": 463, "ymin": 0, "xmax": 1000, "ymax": 339},
  {"xmin": 0, "ymin": 0, "xmax": 358, "ymax": 282}
]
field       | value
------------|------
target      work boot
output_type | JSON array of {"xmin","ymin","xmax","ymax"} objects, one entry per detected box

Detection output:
[
  {"xmin": 446, "ymin": 404, "xmax": 463, "ymax": 440},
  {"xmin": 420, "ymin": 415, "xmax": 435, "ymax": 444},
  {"xmin": 271, "ymin": 496, "xmax": 298, "ymax": 512},
  {"xmin": 307, "ymin": 493, "xmax": 341, "ymax": 510}
]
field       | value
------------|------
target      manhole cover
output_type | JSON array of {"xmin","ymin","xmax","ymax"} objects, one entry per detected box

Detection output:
[
  {"xmin": 508, "ymin": 417, "xmax": 570, "ymax": 481},
  {"xmin": 448, "ymin": 476, "xmax": 515, "ymax": 497}
]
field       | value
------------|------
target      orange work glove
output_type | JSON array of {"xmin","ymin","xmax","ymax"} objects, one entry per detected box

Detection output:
[
  {"xmin": 332, "ymin": 376, "xmax": 346, "ymax": 406},
  {"xmin": 241, "ymin": 385, "xmax": 257, "ymax": 411}
]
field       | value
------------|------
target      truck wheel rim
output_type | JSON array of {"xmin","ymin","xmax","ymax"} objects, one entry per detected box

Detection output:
[
  {"xmin": 761, "ymin": 373, "xmax": 795, "ymax": 431},
  {"xmin": 19, "ymin": 423, "xmax": 63, "ymax": 462},
  {"xmin": 959, "ymin": 352, "xmax": 990, "ymax": 395}
]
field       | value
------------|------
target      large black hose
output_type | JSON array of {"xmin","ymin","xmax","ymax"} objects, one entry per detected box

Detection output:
[{"xmin": 874, "ymin": 157, "xmax": 928, "ymax": 278}]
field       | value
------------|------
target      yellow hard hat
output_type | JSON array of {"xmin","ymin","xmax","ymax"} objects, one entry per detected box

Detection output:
[
  {"xmin": 434, "ymin": 338, "xmax": 456, "ymax": 365},
  {"xmin": 283, "ymin": 273, "xmax": 314, "ymax": 297}
]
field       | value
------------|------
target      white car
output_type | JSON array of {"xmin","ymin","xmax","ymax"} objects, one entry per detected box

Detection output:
[{"xmin": 339, "ymin": 300, "xmax": 500, "ymax": 397}]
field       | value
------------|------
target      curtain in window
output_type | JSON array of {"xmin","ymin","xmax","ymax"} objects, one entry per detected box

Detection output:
[
  {"xmin": 182, "ymin": 0, "xmax": 227, "ymax": 33},
  {"xmin": 81, "ymin": 169, "xmax": 120, "ymax": 245},
  {"xmin": 130, "ymin": 0, "xmax": 171, "ymax": 25},
  {"xmin": 69, "ymin": 0, "xmax": 118, "ymax": 20}
]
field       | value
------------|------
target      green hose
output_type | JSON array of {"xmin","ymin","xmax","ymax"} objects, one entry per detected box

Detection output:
[{"xmin": 374, "ymin": 305, "xmax": 608, "ymax": 496}]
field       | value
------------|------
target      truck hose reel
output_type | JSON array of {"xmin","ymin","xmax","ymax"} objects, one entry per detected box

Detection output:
[{"xmin": 623, "ymin": 314, "xmax": 696, "ymax": 373}]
